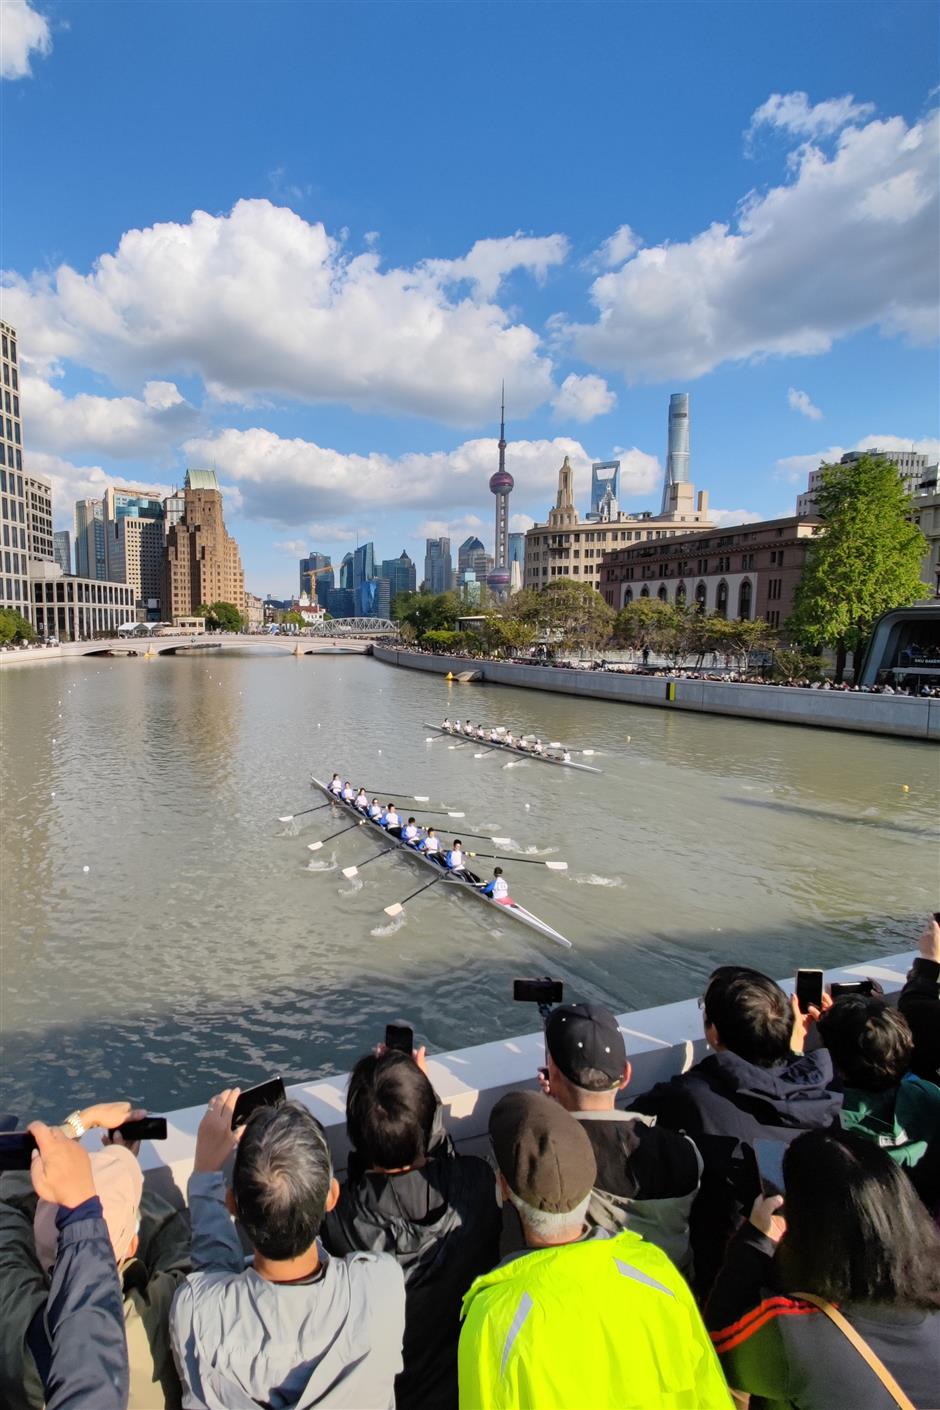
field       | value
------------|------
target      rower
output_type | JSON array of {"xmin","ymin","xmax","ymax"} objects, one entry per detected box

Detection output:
[
  {"xmin": 354, "ymin": 787, "xmax": 368, "ymax": 810},
  {"xmin": 561, "ymin": 748, "xmax": 572, "ymax": 764},
  {"xmin": 381, "ymin": 802, "xmax": 402, "ymax": 835},
  {"xmin": 417, "ymin": 826, "xmax": 442, "ymax": 861},
  {"xmin": 328, "ymin": 773, "xmax": 343, "ymax": 795},
  {"xmin": 367, "ymin": 797, "xmax": 383, "ymax": 820},
  {"xmin": 445, "ymin": 840, "xmax": 481, "ymax": 884},
  {"xmin": 480, "ymin": 866, "xmax": 512, "ymax": 904},
  {"xmin": 533, "ymin": 738, "xmax": 544, "ymax": 755},
  {"xmin": 465, "ymin": 720, "xmax": 472, "ymax": 736},
  {"xmin": 442, "ymin": 716, "xmax": 452, "ymax": 731},
  {"xmin": 505, "ymin": 732, "xmax": 515, "ymax": 747},
  {"xmin": 489, "ymin": 728, "xmax": 500, "ymax": 741},
  {"xmin": 341, "ymin": 779, "xmax": 355, "ymax": 802},
  {"xmin": 401, "ymin": 816, "xmax": 421, "ymax": 846}
]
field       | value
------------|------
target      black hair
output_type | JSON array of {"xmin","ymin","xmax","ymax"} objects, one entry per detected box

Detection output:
[
  {"xmin": 233, "ymin": 1101, "xmax": 333, "ymax": 1260},
  {"xmin": 453, "ymin": 840, "xmax": 462, "ymax": 848},
  {"xmin": 493, "ymin": 866, "xmax": 503, "ymax": 876},
  {"xmin": 346, "ymin": 1051, "xmax": 436, "ymax": 1170},
  {"xmin": 780, "ymin": 1129, "xmax": 940, "ymax": 1306},
  {"xmin": 703, "ymin": 965, "xmax": 792, "ymax": 1066},
  {"xmin": 408, "ymin": 817, "xmax": 415, "ymax": 825},
  {"xmin": 817, "ymin": 996, "xmax": 913, "ymax": 1091}
]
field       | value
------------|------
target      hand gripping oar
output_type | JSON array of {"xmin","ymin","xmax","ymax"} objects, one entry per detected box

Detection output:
[
  {"xmin": 383, "ymin": 873, "xmax": 448, "ymax": 917},
  {"xmin": 468, "ymin": 852, "xmax": 568, "ymax": 870},
  {"xmin": 307, "ymin": 819, "xmax": 365, "ymax": 852},
  {"xmin": 341, "ymin": 849, "xmax": 396, "ymax": 880},
  {"xmin": 278, "ymin": 801, "xmax": 336, "ymax": 823}
]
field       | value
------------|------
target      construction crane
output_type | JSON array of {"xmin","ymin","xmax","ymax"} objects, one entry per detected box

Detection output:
[{"xmin": 302, "ymin": 565, "xmax": 334, "ymax": 600}]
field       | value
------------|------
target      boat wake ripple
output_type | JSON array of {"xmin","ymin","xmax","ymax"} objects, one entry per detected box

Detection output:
[
  {"xmin": 305, "ymin": 855, "xmax": 338, "ymax": 873},
  {"xmin": 371, "ymin": 913, "xmax": 406, "ymax": 937},
  {"xmin": 570, "ymin": 873, "xmax": 623, "ymax": 887},
  {"xmin": 338, "ymin": 876, "xmax": 364, "ymax": 896},
  {"xmin": 524, "ymin": 844, "xmax": 558, "ymax": 856}
]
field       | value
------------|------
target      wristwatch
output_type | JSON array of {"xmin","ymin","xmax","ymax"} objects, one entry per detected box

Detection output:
[{"xmin": 60, "ymin": 1110, "xmax": 86, "ymax": 1140}]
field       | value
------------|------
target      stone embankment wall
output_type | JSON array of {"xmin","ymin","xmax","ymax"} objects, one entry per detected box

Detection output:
[{"xmin": 373, "ymin": 646, "xmax": 940, "ymax": 742}]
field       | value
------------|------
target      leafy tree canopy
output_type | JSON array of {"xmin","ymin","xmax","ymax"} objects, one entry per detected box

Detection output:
[
  {"xmin": 205, "ymin": 601, "xmax": 244, "ymax": 632},
  {"xmin": 0, "ymin": 608, "xmax": 35, "ymax": 644},
  {"xmin": 393, "ymin": 590, "xmax": 462, "ymax": 637}
]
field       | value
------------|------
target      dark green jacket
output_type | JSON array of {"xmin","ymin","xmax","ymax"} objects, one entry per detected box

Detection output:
[{"xmin": 839, "ymin": 1073, "xmax": 940, "ymax": 1167}]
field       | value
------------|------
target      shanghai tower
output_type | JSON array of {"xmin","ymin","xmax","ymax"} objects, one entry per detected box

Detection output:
[{"xmin": 660, "ymin": 392, "xmax": 690, "ymax": 514}]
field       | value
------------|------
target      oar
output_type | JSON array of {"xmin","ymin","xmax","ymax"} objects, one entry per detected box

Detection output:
[
  {"xmin": 362, "ymin": 786, "xmax": 455, "ymax": 807},
  {"xmin": 383, "ymin": 873, "xmax": 448, "ymax": 917},
  {"xmin": 468, "ymin": 851, "xmax": 568, "ymax": 870},
  {"xmin": 363, "ymin": 800, "xmax": 466, "ymax": 818},
  {"xmin": 342, "ymin": 849, "xmax": 395, "ymax": 879},
  {"xmin": 307, "ymin": 820, "xmax": 365, "ymax": 852},
  {"xmin": 473, "ymin": 748, "xmax": 499, "ymax": 759},
  {"xmin": 454, "ymin": 831, "xmax": 513, "ymax": 845},
  {"xmin": 278, "ymin": 801, "xmax": 336, "ymax": 823}
]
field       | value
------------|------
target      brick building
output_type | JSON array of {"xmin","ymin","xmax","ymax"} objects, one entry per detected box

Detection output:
[
  {"xmin": 599, "ymin": 515, "xmax": 824, "ymax": 630},
  {"xmin": 163, "ymin": 468, "xmax": 245, "ymax": 624}
]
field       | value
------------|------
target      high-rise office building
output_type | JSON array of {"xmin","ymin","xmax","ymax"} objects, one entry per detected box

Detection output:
[
  {"xmin": 458, "ymin": 536, "xmax": 486, "ymax": 575},
  {"xmin": 0, "ymin": 321, "xmax": 30, "ymax": 618},
  {"xmin": 25, "ymin": 474, "xmax": 54, "ymax": 562},
  {"xmin": 163, "ymin": 489, "xmax": 185, "ymax": 529},
  {"xmin": 299, "ymin": 551, "xmax": 332, "ymax": 603},
  {"xmin": 74, "ymin": 499, "xmax": 106, "ymax": 580},
  {"xmin": 163, "ymin": 468, "xmax": 245, "ymax": 622},
  {"xmin": 660, "ymin": 392, "xmax": 691, "ymax": 514},
  {"xmin": 352, "ymin": 541, "xmax": 375, "ymax": 590},
  {"xmin": 103, "ymin": 484, "xmax": 165, "ymax": 618},
  {"xmin": 339, "ymin": 553, "xmax": 354, "ymax": 590},
  {"xmin": 424, "ymin": 537, "xmax": 452, "ymax": 594},
  {"xmin": 326, "ymin": 586, "xmax": 355, "ymax": 617},
  {"xmin": 796, "ymin": 449, "xmax": 938, "ymax": 517},
  {"xmin": 53, "ymin": 530, "xmax": 72, "ymax": 575},
  {"xmin": 507, "ymin": 532, "xmax": 525, "ymax": 569},
  {"xmin": 590, "ymin": 461, "xmax": 621, "ymax": 519},
  {"xmin": 380, "ymin": 550, "xmax": 416, "ymax": 606}
]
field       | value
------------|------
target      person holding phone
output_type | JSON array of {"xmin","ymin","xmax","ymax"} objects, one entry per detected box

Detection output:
[
  {"xmin": 0, "ymin": 1096, "xmax": 191, "ymax": 1410},
  {"xmin": 898, "ymin": 915, "xmax": 940, "ymax": 1083},
  {"xmin": 322, "ymin": 1046, "xmax": 500, "ymax": 1410},
  {"xmin": 706, "ymin": 1129, "xmax": 940, "ymax": 1410},
  {"xmin": 170, "ymin": 1090, "xmax": 405, "ymax": 1410}
]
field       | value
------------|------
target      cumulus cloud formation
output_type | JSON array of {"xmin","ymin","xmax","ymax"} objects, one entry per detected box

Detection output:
[
  {"xmin": 775, "ymin": 433, "xmax": 940, "ymax": 483},
  {"xmin": 552, "ymin": 372, "xmax": 616, "ymax": 422},
  {"xmin": 274, "ymin": 539, "xmax": 308, "ymax": 558},
  {"xmin": 710, "ymin": 507, "xmax": 765, "ymax": 528},
  {"xmin": 610, "ymin": 446, "xmax": 663, "ymax": 498},
  {"xmin": 787, "ymin": 387, "xmax": 823, "ymax": 420},
  {"xmin": 23, "ymin": 375, "xmax": 200, "ymax": 459},
  {"xmin": 3, "ymin": 200, "xmax": 561, "ymax": 424},
  {"xmin": 0, "ymin": 0, "xmax": 51, "ymax": 79},
  {"xmin": 587, "ymin": 224, "xmax": 641, "ymax": 270},
  {"xmin": 561, "ymin": 102, "xmax": 939, "ymax": 382},
  {"xmin": 29, "ymin": 451, "xmax": 177, "ymax": 530},
  {"xmin": 747, "ymin": 91, "xmax": 875, "ymax": 144},
  {"xmin": 181, "ymin": 427, "xmax": 597, "ymax": 527}
]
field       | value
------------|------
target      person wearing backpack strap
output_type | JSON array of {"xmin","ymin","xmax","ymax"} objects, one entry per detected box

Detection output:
[{"xmin": 705, "ymin": 1129, "xmax": 940, "ymax": 1409}]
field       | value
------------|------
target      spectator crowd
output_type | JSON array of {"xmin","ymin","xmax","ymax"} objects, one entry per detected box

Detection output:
[{"xmin": 2, "ymin": 918, "xmax": 938, "ymax": 1410}]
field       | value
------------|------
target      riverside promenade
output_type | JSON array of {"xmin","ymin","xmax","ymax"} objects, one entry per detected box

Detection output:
[{"xmin": 373, "ymin": 646, "xmax": 940, "ymax": 741}]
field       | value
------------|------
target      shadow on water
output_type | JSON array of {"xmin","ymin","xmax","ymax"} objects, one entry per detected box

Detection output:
[
  {"xmin": 3, "ymin": 917, "xmax": 919, "ymax": 1120},
  {"xmin": 725, "ymin": 796, "xmax": 940, "ymax": 840}
]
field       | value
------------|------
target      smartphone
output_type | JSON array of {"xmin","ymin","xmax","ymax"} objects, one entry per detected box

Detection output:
[
  {"xmin": 231, "ymin": 1076, "xmax": 287, "ymax": 1129},
  {"xmin": 108, "ymin": 1117, "xmax": 168, "ymax": 1143},
  {"xmin": 385, "ymin": 1023, "xmax": 414, "ymax": 1055},
  {"xmin": 795, "ymin": 969, "xmax": 824, "ymax": 1014},
  {"xmin": 830, "ymin": 980, "xmax": 875, "ymax": 1001},
  {"xmin": 0, "ymin": 1132, "xmax": 37, "ymax": 1172},
  {"xmin": 754, "ymin": 1138, "xmax": 787, "ymax": 1197},
  {"xmin": 513, "ymin": 978, "xmax": 564, "ymax": 1005}
]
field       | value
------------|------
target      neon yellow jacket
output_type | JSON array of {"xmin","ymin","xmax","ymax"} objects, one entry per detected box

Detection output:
[{"xmin": 458, "ymin": 1228, "xmax": 732, "ymax": 1410}]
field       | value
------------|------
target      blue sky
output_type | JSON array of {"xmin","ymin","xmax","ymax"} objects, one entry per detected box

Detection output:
[{"xmin": 2, "ymin": 0, "xmax": 938, "ymax": 596}]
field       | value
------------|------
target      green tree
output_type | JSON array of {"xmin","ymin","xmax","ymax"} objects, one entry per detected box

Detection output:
[
  {"xmin": 422, "ymin": 628, "xmax": 463, "ymax": 653},
  {"xmin": 713, "ymin": 616, "xmax": 775, "ymax": 672},
  {"xmin": 789, "ymin": 455, "xmax": 928, "ymax": 679},
  {"xmin": 204, "ymin": 600, "xmax": 244, "ymax": 632},
  {"xmin": 280, "ymin": 610, "xmax": 306, "ymax": 629},
  {"xmin": 394, "ymin": 590, "xmax": 462, "ymax": 638},
  {"xmin": 506, "ymin": 579, "xmax": 614, "ymax": 657},
  {"xmin": 0, "ymin": 608, "xmax": 35, "ymax": 644},
  {"xmin": 611, "ymin": 598, "xmax": 678, "ymax": 658}
]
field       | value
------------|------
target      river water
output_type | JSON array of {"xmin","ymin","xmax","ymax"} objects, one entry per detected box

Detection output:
[{"xmin": 2, "ymin": 648, "xmax": 936, "ymax": 1118}]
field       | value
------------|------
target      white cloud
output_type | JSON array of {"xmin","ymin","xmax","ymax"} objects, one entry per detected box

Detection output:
[
  {"xmin": 747, "ymin": 91, "xmax": 875, "ymax": 144},
  {"xmin": 424, "ymin": 233, "xmax": 569, "ymax": 300},
  {"xmin": 586, "ymin": 224, "xmax": 641, "ymax": 271},
  {"xmin": 304, "ymin": 522, "xmax": 365, "ymax": 544},
  {"xmin": 22, "ymin": 375, "xmax": 200, "ymax": 459},
  {"xmin": 0, "ymin": 0, "xmax": 51, "ymax": 80},
  {"xmin": 509, "ymin": 512, "xmax": 535, "ymax": 532},
  {"xmin": 415, "ymin": 514, "xmax": 487, "ymax": 543},
  {"xmin": 787, "ymin": 387, "xmax": 823, "ymax": 420},
  {"xmin": 610, "ymin": 446, "xmax": 663, "ymax": 497},
  {"xmin": 710, "ymin": 507, "xmax": 765, "ymax": 528},
  {"xmin": 561, "ymin": 105, "xmax": 939, "ymax": 382},
  {"xmin": 180, "ymin": 427, "xmax": 598, "ymax": 528},
  {"xmin": 27, "ymin": 451, "xmax": 177, "ymax": 530},
  {"xmin": 775, "ymin": 433, "xmax": 940, "ymax": 483},
  {"xmin": 3, "ymin": 200, "xmax": 561, "ymax": 424},
  {"xmin": 552, "ymin": 373, "xmax": 616, "ymax": 422},
  {"xmin": 273, "ymin": 539, "xmax": 309, "ymax": 558}
]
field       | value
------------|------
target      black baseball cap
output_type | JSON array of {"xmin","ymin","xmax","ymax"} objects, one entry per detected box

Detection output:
[{"xmin": 545, "ymin": 1003, "xmax": 626, "ymax": 1088}]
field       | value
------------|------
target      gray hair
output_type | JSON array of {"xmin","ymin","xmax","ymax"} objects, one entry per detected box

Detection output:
[
  {"xmin": 233, "ymin": 1100, "xmax": 333, "ymax": 1261},
  {"xmin": 507, "ymin": 1187, "xmax": 591, "ymax": 1242}
]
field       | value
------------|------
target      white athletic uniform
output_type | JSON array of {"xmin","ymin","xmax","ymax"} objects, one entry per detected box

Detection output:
[{"xmin": 328, "ymin": 777, "xmax": 342, "ymax": 795}]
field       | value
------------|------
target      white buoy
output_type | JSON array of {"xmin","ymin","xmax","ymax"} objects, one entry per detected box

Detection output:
[
  {"xmin": 82, "ymin": 865, "xmax": 90, "ymax": 873},
  {"xmin": 51, "ymin": 791, "xmax": 56, "ymax": 798}
]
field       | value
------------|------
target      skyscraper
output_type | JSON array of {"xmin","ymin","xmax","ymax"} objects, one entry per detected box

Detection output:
[
  {"xmin": 458, "ymin": 536, "xmax": 486, "ymax": 576},
  {"xmin": 424, "ymin": 537, "xmax": 452, "ymax": 594},
  {"xmin": 339, "ymin": 553, "xmax": 354, "ymax": 590},
  {"xmin": 487, "ymin": 387, "xmax": 514, "ymax": 598},
  {"xmin": 103, "ymin": 484, "xmax": 165, "ymax": 618},
  {"xmin": 299, "ymin": 551, "xmax": 332, "ymax": 601},
  {"xmin": 352, "ymin": 541, "xmax": 375, "ymax": 590},
  {"xmin": 660, "ymin": 392, "xmax": 691, "ymax": 514},
  {"xmin": 0, "ymin": 321, "xmax": 30, "ymax": 618},
  {"xmin": 25, "ymin": 474, "xmax": 54, "ymax": 562},
  {"xmin": 380, "ymin": 550, "xmax": 416, "ymax": 606},
  {"xmin": 163, "ymin": 468, "xmax": 245, "ymax": 622},
  {"xmin": 74, "ymin": 499, "xmax": 106, "ymax": 580},
  {"xmin": 590, "ymin": 461, "xmax": 621, "ymax": 518},
  {"xmin": 53, "ymin": 530, "xmax": 71, "ymax": 575}
]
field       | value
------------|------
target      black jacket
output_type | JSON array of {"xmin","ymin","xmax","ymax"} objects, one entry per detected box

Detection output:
[
  {"xmin": 899, "ymin": 957, "xmax": 940, "ymax": 1083},
  {"xmin": 322, "ymin": 1137, "xmax": 500, "ymax": 1410},
  {"xmin": 631, "ymin": 1049, "xmax": 841, "ymax": 1295},
  {"xmin": 706, "ymin": 1223, "xmax": 940, "ymax": 1410}
]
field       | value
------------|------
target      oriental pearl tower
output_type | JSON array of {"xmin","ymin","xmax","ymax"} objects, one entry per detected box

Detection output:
[{"xmin": 486, "ymin": 384, "xmax": 514, "ymax": 600}]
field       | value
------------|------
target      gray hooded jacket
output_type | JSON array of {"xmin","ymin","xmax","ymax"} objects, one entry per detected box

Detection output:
[{"xmin": 170, "ymin": 1171, "xmax": 405, "ymax": 1410}]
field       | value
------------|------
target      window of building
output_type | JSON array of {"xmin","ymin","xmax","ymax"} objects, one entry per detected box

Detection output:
[
  {"xmin": 695, "ymin": 581, "xmax": 707, "ymax": 612},
  {"xmin": 738, "ymin": 578, "xmax": 752, "ymax": 620},
  {"xmin": 11, "ymin": 369, "xmax": 17, "ymax": 391},
  {"xmin": 716, "ymin": 580, "xmax": 729, "ymax": 618},
  {"xmin": 657, "ymin": 584, "xmax": 668, "ymax": 602}
]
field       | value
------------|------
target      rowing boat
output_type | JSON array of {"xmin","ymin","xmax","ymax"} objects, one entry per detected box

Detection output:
[
  {"xmin": 423, "ymin": 723, "xmax": 603, "ymax": 774},
  {"xmin": 310, "ymin": 776, "xmax": 573, "ymax": 949}
]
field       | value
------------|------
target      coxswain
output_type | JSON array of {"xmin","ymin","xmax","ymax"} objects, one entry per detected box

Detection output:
[
  {"xmin": 401, "ymin": 816, "xmax": 421, "ymax": 846},
  {"xmin": 417, "ymin": 826, "xmax": 442, "ymax": 860},
  {"xmin": 480, "ymin": 866, "xmax": 512, "ymax": 904},
  {"xmin": 341, "ymin": 779, "xmax": 355, "ymax": 802},
  {"xmin": 382, "ymin": 802, "xmax": 402, "ymax": 834},
  {"xmin": 367, "ymin": 797, "xmax": 383, "ymax": 820},
  {"xmin": 328, "ymin": 773, "xmax": 343, "ymax": 795},
  {"xmin": 354, "ymin": 787, "xmax": 368, "ymax": 810}
]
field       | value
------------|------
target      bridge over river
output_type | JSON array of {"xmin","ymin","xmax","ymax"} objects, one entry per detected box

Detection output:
[{"xmin": 0, "ymin": 618, "xmax": 399, "ymax": 662}]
